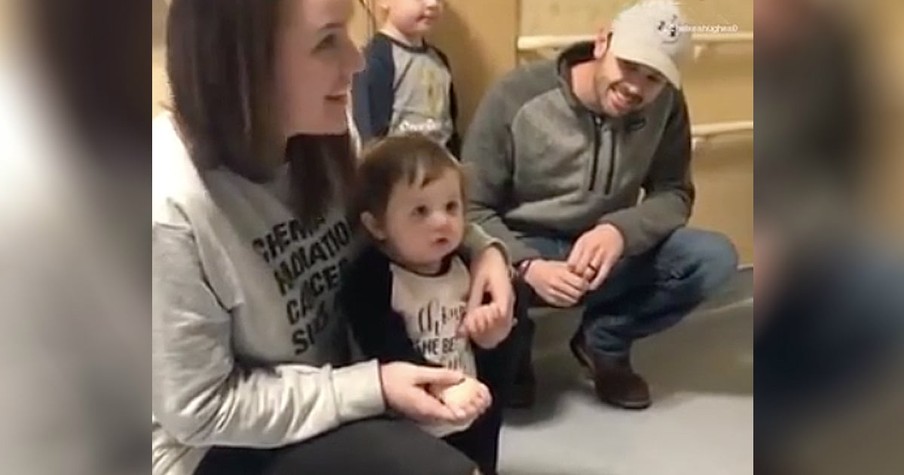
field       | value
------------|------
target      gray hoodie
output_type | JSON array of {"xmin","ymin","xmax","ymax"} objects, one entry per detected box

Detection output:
[{"xmin": 463, "ymin": 42, "xmax": 694, "ymax": 262}]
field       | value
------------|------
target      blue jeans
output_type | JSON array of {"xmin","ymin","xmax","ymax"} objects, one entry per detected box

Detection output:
[{"xmin": 520, "ymin": 227, "xmax": 739, "ymax": 358}]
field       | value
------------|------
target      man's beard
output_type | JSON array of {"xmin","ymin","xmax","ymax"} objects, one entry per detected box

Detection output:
[{"xmin": 603, "ymin": 80, "xmax": 642, "ymax": 115}]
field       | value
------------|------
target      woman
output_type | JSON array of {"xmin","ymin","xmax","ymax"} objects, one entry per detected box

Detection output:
[{"xmin": 152, "ymin": 1, "xmax": 515, "ymax": 474}]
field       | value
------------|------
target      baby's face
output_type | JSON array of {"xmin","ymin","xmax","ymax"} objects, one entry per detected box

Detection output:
[{"xmin": 379, "ymin": 168, "xmax": 464, "ymax": 269}]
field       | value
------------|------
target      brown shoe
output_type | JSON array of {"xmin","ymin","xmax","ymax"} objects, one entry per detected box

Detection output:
[{"xmin": 569, "ymin": 333, "xmax": 651, "ymax": 410}]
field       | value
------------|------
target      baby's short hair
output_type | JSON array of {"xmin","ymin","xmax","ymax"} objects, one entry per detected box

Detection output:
[{"xmin": 355, "ymin": 133, "xmax": 466, "ymax": 219}]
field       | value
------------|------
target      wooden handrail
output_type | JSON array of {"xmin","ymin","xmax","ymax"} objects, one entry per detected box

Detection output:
[
  {"xmin": 692, "ymin": 120, "xmax": 754, "ymax": 138},
  {"xmin": 691, "ymin": 120, "xmax": 753, "ymax": 150}
]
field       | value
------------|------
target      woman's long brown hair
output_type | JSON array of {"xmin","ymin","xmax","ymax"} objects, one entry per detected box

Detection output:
[{"xmin": 166, "ymin": 0, "xmax": 354, "ymax": 224}]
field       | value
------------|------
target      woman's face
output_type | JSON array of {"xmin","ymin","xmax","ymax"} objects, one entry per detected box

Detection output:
[{"xmin": 275, "ymin": 0, "xmax": 363, "ymax": 137}]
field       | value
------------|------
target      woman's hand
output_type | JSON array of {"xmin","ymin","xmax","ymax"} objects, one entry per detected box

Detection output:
[
  {"xmin": 379, "ymin": 362, "xmax": 471, "ymax": 424},
  {"xmin": 429, "ymin": 377, "xmax": 492, "ymax": 422},
  {"xmin": 467, "ymin": 245, "xmax": 515, "ymax": 342}
]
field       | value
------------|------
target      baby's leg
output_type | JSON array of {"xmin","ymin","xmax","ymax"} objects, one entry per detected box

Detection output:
[
  {"xmin": 476, "ymin": 290, "xmax": 534, "ymax": 405},
  {"xmin": 443, "ymin": 408, "xmax": 502, "ymax": 475},
  {"xmin": 444, "ymin": 306, "xmax": 533, "ymax": 475}
]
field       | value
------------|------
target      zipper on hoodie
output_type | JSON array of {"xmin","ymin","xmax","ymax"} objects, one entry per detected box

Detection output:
[
  {"xmin": 588, "ymin": 115, "xmax": 604, "ymax": 191},
  {"xmin": 603, "ymin": 127, "xmax": 617, "ymax": 194}
]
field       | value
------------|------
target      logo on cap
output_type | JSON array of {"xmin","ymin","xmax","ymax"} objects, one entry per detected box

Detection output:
[{"xmin": 656, "ymin": 14, "xmax": 680, "ymax": 44}]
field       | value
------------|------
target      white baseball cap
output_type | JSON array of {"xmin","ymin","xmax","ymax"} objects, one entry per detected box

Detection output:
[{"xmin": 609, "ymin": 0, "xmax": 693, "ymax": 88}]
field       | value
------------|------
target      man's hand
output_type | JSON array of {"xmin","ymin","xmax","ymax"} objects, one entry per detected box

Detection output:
[
  {"xmin": 523, "ymin": 260, "xmax": 589, "ymax": 307},
  {"xmin": 567, "ymin": 223, "xmax": 625, "ymax": 290},
  {"xmin": 429, "ymin": 376, "xmax": 492, "ymax": 423},
  {"xmin": 379, "ymin": 362, "xmax": 471, "ymax": 424},
  {"xmin": 468, "ymin": 245, "xmax": 515, "ymax": 324},
  {"xmin": 460, "ymin": 304, "xmax": 512, "ymax": 349}
]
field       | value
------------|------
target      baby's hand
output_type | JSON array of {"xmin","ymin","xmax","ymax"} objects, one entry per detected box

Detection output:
[
  {"xmin": 430, "ymin": 377, "xmax": 492, "ymax": 422},
  {"xmin": 462, "ymin": 304, "xmax": 513, "ymax": 349}
]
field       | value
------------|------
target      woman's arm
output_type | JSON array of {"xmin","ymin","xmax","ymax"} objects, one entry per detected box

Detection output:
[
  {"xmin": 459, "ymin": 222, "xmax": 509, "ymax": 264},
  {"xmin": 152, "ymin": 219, "xmax": 385, "ymax": 448},
  {"xmin": 459, "ymin": 223, "xmax": 517, "ymax": 342}
]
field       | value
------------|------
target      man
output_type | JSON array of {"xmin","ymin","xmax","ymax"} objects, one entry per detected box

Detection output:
[{"xmin": 462, "ymin": 0, "xmax": 738, "ymax": 410}]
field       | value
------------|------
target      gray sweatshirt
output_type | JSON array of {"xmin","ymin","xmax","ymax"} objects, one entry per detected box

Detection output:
[
  {"xmin": 462, "ymin": 42, "xmax": 695, "ymax": 262},
  {"xmin": 152, "ymin": 115, "xmax": 500, "ymax": 475}
]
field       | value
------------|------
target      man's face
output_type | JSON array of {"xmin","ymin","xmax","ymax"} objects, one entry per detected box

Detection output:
[{"xmin": 592, "ymin": 38, "xmax": 669, "ymax": 116}]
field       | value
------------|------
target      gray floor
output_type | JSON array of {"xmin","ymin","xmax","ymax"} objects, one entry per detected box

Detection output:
[{"xmin": 499, "ymin": 270, "xmax": 753, "ymax": 475}]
